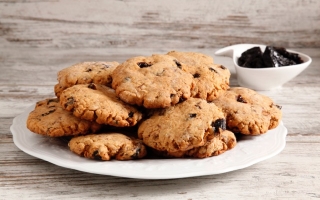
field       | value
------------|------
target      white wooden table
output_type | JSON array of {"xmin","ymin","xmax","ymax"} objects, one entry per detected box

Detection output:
[{"xmin": 1, "ymin": 1, "xmax": 320, "ymax": 199}]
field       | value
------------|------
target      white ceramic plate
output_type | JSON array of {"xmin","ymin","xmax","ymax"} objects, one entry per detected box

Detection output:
[{"xmin": 11, "ymin": 105, "xmax": 287, "ymax": 179}]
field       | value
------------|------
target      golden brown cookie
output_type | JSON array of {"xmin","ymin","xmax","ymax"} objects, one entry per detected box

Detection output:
[
  {"xmin": 154, "ymin": 130, "xmax": 237, "ymax": 158},
  {"xmin": 166, "ymin": 51, "xmax": 230, "ymax": 101},
  {"xmin": 26, "ymin": 98, "xmax": 102, "ymax": 137},
  {"xmin": 138, "ymin": 98, "xmax": 226, "ymax": 152},
  {"xmin": 68, "ymin": 133, "xmax": 147, "ymax": 161},
  {"xmin": 111, "ymin": 54, "xmax": 194, "ymax": 108},
  {"xmin": 55, "ymin": 61, "xmax": 119, "ymax": 97},
  {"xmin": 213, "ymin": 87, "xmax": 282, "ymax": 135},
  {"xmin": 60, "ymin": 83, "xmax": 143, "ymax": 127}
]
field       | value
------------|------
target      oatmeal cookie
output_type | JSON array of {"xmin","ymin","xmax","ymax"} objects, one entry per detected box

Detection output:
[
  {"xmin": 26, "ymin": 98, "xmax": 101, "ymax": 137},
  {"xmin": 166, "ymin": 51, "xmax": 230, "ymax": 101},
  {"xmin": 59, "ymin": 83, "xmax": 143, "ymax": 127},
  {"xmin": 68, "ymin": 133, "xmax": 147, "ymax": 161},
  {"xmin": 55, "ymin": 61, "xmax": 119, "ymax": 97},
  {"xmin": 213, "ymin": 87, "xmax": 282, "ymax": 135},
  {"xmin": 138, "ymin": 98, "xmax": 226, "ymax": 152},
  {"xmin": 111, "ymin": 54, "xmax": 194, "ymax": 108}
]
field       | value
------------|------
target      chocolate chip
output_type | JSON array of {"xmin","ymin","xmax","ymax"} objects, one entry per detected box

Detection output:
[
  {"xmin": 209, "ymin": 67, "xmax": 218, "ymax": 73},
  {"xmin": 237, "ymin": 95, "xmax": 247, "ymax": 103},
  {"xmin": 174, "ymin": 60, "xmax": 182, "ymax": 68},
  {"xmin": 193, "ymin": 73, "xmax": 201, "ymax": 78},
  {"xmin": 137, "ymin": 62, "xmax": 152, "ymax": 68},
  {"xmin": 88, "ymin": 83, "xmax": 97, "ymax": 90},
  {"xmin": 92, "ymin": 150, "xmax": 102, "ymax": 160},
  {"xmin": 212, "ymin": 118, "xmax": 226, "ymax": 133},
  {"xmin": 41, "ymin": 109, "xmax": 56, "ymax": 116},
  {"xmin": 189, "ymin": 113, "xmax": 197, "ymax": 118}
]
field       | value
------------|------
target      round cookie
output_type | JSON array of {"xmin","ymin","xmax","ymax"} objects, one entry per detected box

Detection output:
[
  {"xmin": 111, "ymin": 54, "xmax": 194, "ymax": 108},
  {"xmin": 55, "ymin": 61, "xmax": 119, "ymax": 97},
  {"xmin": 26, "ymin": 98, "xmax": 102, "ymax": 137},
  {"xmin": 59, "ymin": 83, "xmax": 143, "ymax": 127},
  {"xmin": 68, "ymin": 133, "xmax": 147, "ymax": 161},
  {"xmin": 166, "ymin": 51, "xmax": 230, "ymax": 101},
  {"xmin": 154, "ymin": 130, "xmax": 237, "ymax": 158},
  {"xmin": 138, "ymin": 98, "xmax": 226, "ymax": 152},
  {"xmin": 213, "ymin": 87, "xmax": 282, "ymax": 135}
]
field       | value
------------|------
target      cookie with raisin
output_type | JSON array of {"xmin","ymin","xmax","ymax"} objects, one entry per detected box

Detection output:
[
  {"xmin": 55, "ymin": 61, "xmax": 119, "ymax": 97},
  {"xmin": 111, "ymin": 54, "xmax": 194, "ymax": 108},
  {"xmin": 138, "ymin": 98, "xmax": 226, "ymax": 152},
  {"xmin": 59, "ymin": 83, "xmax": 143, "ymax": 127},
  {"xmin": 166, "ymin": 51, "xmax": 230, "ymax": 101},
  {"xmin": 68, "ymin": 133, "xmax": 147, "ymax": 161},
  {"xmin": 213, "ymin": 87, "xmax": 282, "ymax": 135},
  {"xmin": 26, "ymin": 98, "xmax": 101, "ymax": 137}
]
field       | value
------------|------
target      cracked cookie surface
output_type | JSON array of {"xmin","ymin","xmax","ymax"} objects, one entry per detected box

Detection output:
[
  {"xmin": 111, "ymin": 54, "xmax": 194, "ymax": 108},
  {"xmin": 55, "ymin": 61, "xmax": 119, "ymax": 97},
  {"xmin": 213, "ymin": 87, "xmax": 282, "ymax": 135},
  {"xmin": 166, "ymin": 51, "xmax": 230, "ymax": 101},
  {"xmin": 68, "ymin": 133, "xmax": 147, "ymax": 161},
  {"xmin": 59, "ymin": 83, "xmax": 143, "ymax": 127},
  {"xmin": 26, "ymin": 98, "xmax": 102, "ymax": 137},
  {"xmin": 138, "ymin": 98, "xmax": 226, "ymax": 152}
]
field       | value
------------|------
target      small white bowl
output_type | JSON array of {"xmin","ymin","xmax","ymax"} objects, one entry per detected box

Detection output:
[{"xmin": 215, "ymin": 44, "xmax": 312, "ymax": 90}]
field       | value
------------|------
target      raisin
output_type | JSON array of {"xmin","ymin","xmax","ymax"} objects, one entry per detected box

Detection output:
[
  {"xmin": 131, "ymin": 146, "xmax": 141, "ymax": 159},
  {"xmin": 189, "ymin": 113, "xmax": 197, "ymax": 118},
  {"xmin": 137, "ymin": 62, "xmax": 152, "ymax": 68},
  {"xmin": 174, "ymin": 60, "xmax": 182, "ymax": 68},
  {"xmin": 193, "ymin": 73, "xmax": 200, "ymax": 78},
  {"xmin": 209, "ymin": 67, "xmax": 217, "ymax": 73},
  {"xmin": 85, "ymin": 68, "xmax": 92, "ymax": 72},
  {"xmin": 41, "ymin": 109, "xmax": 56, "ymax": 116},
  {"xmin": 275, "ymin": 104, "xmax": 282, "ymax": 110},
  {"xmin": 128, "ymin": 111, "xmax": 134, "ymax": 118},
  {"xmin": 64, "ymin": 97, "xmax": 74, "ymax": 108},
  {"xmin": 88, "ymin": 83, "xmax": 97, "ymax": 90},
  {"xmin": 212, "ymin": 118, "xmax": 226, "ymax": 133},
  {"xmin": 220, "ymin": 65, "xmax": 226, "ymax": 70},
  {"xmin": 237, "ymin": 95, "xmax": 247, "ymax": 103},
  {"xmin": 92, "ymin": 150, "xmax": 102, "ymax": 160},
  {"xmin": 47, "ymin": 98, "xmax": 59, "ymax": 105}
]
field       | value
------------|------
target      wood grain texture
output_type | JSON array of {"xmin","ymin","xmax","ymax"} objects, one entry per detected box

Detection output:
[
  {"xmin": 0, "ymin": 0, "xmax": 319, "ymax": 50},
  {"xmin": 1, "ymin": 0, "xmax": 320, "ymax": 199}
]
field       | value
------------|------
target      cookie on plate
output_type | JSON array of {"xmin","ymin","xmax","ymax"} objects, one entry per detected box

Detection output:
[
  {"xmin": 68, "ymin": 133, "xmax": 147, "ymax": 161},
  {"xmin": 54, "ymin": 61, "xmax": 119, "ymax": 97},
  {"xmin": 213, "ymin": 87, "xmax": 282, "ymax": 135},
  {"xmin": 166, "ymin": 51, "xmax": 230, "ymax": 101},
  {"xmin": 26, "ymin": 98, "xmax": 102, "ymax": 137},
  {"xmin": 138, "ymin": 98, "xmax": 226, "ymax": 152},
  {"xmin": 111, "ymin": 54, "xmax": 194, "ymax": 108},
  {"xmin": 155, "ymin": 130, "xmax": 237, "ymax": 158},
  {"xmin": 60, "ymin": 83, "xmax": 143, "ymax": 127}
]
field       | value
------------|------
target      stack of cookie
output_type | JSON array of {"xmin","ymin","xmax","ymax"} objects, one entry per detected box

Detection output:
[{"xmin": 26, "ymin": 51, "xmax": 282, "ymax": 161}]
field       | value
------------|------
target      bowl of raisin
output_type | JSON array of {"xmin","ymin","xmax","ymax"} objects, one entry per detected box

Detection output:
[{"xmin": 215, "ymin": 44, "xmax": 312, "ymax": 90}]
